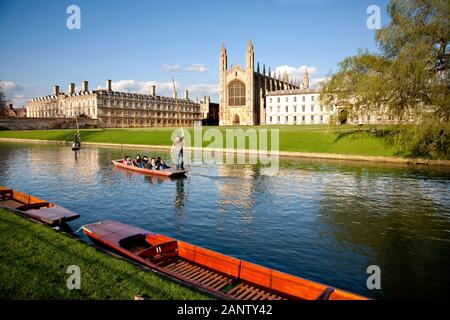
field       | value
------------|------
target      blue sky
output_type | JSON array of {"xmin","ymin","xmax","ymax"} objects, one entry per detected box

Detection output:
[{"xmin": 0, "ymin": 0, "xmax": 390, "ymax": 106}]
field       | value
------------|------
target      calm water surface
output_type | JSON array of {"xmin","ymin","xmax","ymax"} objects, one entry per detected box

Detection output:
[{"xmin": 1, "ymin": 142, "xmax": 450, "ymax": 299}]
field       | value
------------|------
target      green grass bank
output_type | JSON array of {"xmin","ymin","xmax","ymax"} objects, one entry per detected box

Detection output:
[
  {"xmin": 0, "ymin": 209, "xmax": 209, "ymax": 299},
  {"xmin": 0, "ymin": 125, "xmax": 399, "ymax": 158}
]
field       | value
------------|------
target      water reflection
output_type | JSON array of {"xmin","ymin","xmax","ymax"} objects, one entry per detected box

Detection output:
[
  {"xmin": 216, "ymin": 165, "xmax": 256, "ymax": 222},
  {"xmin": 0, "ymin": 141, "xmax": 449, "ymax": 299},
  {"xmin": 174, "ymin": 178, "xmax": 186, "ymax": 220}
]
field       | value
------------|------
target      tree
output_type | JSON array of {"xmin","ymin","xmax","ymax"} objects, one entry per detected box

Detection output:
[
  {"xmin": 0, "ymin": 82, "xmax": 6, "ymax": 110},
  {"xmin": 375, "ymin": 0, "xmax": 449, "ymax": 120},
  {"xmin": 320, "ymin": 0, "xmax": 450, "ymax": 158}
]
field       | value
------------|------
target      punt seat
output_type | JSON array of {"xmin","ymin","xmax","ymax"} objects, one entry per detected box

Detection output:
[
  {"xmin": 0, "ymin": 189, "xmax": 14, "ymax": 201},
  {"xmin": 138, "ymin": 240, "xmax": 178, "ymax": 262},
  {"xmin": 16, "ymin": 202, "xmax": 50, "ymax": 211}
]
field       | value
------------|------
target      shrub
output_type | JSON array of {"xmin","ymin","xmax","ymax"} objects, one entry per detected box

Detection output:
[{"xmin": 391, "ymin": 122, "xmax": 450, "ymax": 159}]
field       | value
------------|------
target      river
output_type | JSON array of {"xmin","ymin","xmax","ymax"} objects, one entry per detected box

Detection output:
[{"xmin": 1, "ymin": 141, "xmax": 449, "ymax": 299}]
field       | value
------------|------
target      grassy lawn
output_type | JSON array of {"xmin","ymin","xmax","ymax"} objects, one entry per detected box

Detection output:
[
  {"xmin": 0, "ymin": 125, "xmax": 399, "ymax": 157},
  {"xmin": 0, "ymin": 209, "xmax": 210, "ymax": 300}
]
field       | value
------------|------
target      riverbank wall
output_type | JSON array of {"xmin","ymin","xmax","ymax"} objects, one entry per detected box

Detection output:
[{"xmin": 0, "ymin": 117, "xmax": 98, "ymax": 130}]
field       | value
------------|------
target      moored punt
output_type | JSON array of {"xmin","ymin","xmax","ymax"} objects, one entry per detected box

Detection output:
[
  {"xmin": 82, "ymin": 220, "xmax": 368, "ymax": 300},
  {"xmin": 0, "ymin": 186, "xmax": 80, "ymax": 226},
  {"xmin": 111, "ymin": 159, "xmax": 188, "ymax": 177}
]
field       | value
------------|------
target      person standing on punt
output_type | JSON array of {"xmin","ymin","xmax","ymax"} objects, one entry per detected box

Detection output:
[
  {"xmin": 73, "ymin": 132, "xmax": 81, "ymax": 149},
  {"xmin": 171, "ymin": 128, "xmax": 184, "ymax": 170}
]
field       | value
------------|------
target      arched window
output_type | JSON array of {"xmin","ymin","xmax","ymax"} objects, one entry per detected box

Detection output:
[
  {"xmin": 228, "ymin": 80, "xmax": 246, "ymax": 106},
  {"xmin": 233, "ymin": 114, "xmax": 240, "ymax": 125}
]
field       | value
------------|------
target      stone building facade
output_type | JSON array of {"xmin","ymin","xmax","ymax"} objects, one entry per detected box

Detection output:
[
  {"xmin": 219, "ymin": 41, "xmax": 394, "ymax": 127},
  {"xmin": 219, "ymin": 40, "xmax": 302, "ymax": 126},
  {"xmin": 266, "ymin": 88, "xmax": 395, "ymax": 126},
  {"xmin": 199, "ymin": 96, "xmax": 219, "ymax": 125},
  {"xmin": 26, "ymin": 80, "xmax": 203, "ymax": 128},
  {"xmin": 265, "ymin": 88, "xmax": 334, "ymax": 125}
]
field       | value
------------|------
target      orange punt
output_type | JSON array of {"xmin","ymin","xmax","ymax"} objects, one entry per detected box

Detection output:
[
  {"xmin": 82, "ymin": 220, "xmax": 368, "ymax": 300},
  {"xmin": 0, "ymin": 186, "xmax": 80, "ymax": 226},
  {"xmin": 111, "ymin": 159, "xmax": 188, "ymax": 177}
]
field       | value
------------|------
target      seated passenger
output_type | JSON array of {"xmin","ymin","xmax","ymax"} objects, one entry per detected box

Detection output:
[
  {"xmin": 157, "ymin": 157, "xmax": 170, "ymax": 169},
  {"xmin": 155, "ymin": 159, "xmax": 162, "ymax": 170},
  {"xmin": 125, "ymin": 156, "xmax": 132, "ymax": 166},
  {"xmin": 144, "ymin": 160, "xmax": 153, "ymax": 170},
  {"xmin": 161, "ymin": 160, "xmax": 170, "ymax": 169},
  {"xmin": 152, "ymin": 158, "xmax": 161, "ymax": 170},
  {"xmin": 135, "ymin": 155, "xmax": 144, "ymax": 168}
]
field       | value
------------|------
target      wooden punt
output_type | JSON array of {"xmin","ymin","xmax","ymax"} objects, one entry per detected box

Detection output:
[
  {"xmin": 82, "ymin": 220, "xmax": 368, "ymax": 300},
  {"xmin": 111, "ymin": 159, "xmax": 188, "ymax": 177},
  {"xmin": 0, "ymin": 186, "xmax": 80, "ymax": 226}
]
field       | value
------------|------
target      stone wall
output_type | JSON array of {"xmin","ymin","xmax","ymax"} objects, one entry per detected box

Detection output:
[{"xmin": 0, "ymin": 117, "xmax": 98, "ymax": 130}]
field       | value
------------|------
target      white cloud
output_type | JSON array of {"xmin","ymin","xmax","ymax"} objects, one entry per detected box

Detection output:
[
  {"xmin": 184, "ymin": 84, "xmax": 219, "ymax": 97},
  {"xmin": 161, "ymin": 64, "xmax": 181, "ymax": 72},
  {"xmin": 185, "ymin": 64, "xmax": 210, "ymax": 73},
  {"xmin": 96, "ymin": 80, "xmax": 176, "ymax": 96},
  {"xmin": 272, "ymin": 65, "xmax": 326, "ymax": 88},
  {"xmin": 0, "ymin": 81, "xmax": 28, "ymax": 107},
  {"xmin": 273, "ymin": 65, "xmax": 317, "ymax": 80},
  {"xmin": 162, "ymin": 63, "xmax": 210, "ymax": 73},
  {"xmin": 310, "ymin": 77, "xmax": 327, "ymax": 88},
  {"xmin": 96, "ymin": 80, "xmax": 218, "ymax": 100},
  {"xmin": 1, "ymin": 80, "xmax": 23, "ymax": 93}
]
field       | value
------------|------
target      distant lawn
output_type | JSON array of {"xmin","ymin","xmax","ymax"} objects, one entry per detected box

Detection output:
[
  {"xmin": 0, "ymin": 125, "xmax": 399, "ymax": 157},
  {"xmin": 0, "ymin": 209, "xmax": 209, "ymax": 300}
]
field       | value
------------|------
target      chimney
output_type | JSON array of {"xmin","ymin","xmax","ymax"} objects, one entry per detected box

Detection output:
[
  {"xmin": 68, "ymin": 83, "xmax": 75, "ymax": 95},
  {"xmin": 150, "ymin": 85, "xmax": 156, "ymax": 96},
  {"xmin": 82, "ymin": 80, "xmax": 89, "ymax": 92},
  {"xmin": 184, "ymin": 90, "xmax": 189, "ymax": 100},
  {"xmin": 53, "ymin": 85, "xmax": 60, "ymax": 96},
  {"xmin": 106, "ymin": 79, "xmax": 112, "ymax": 92}
]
